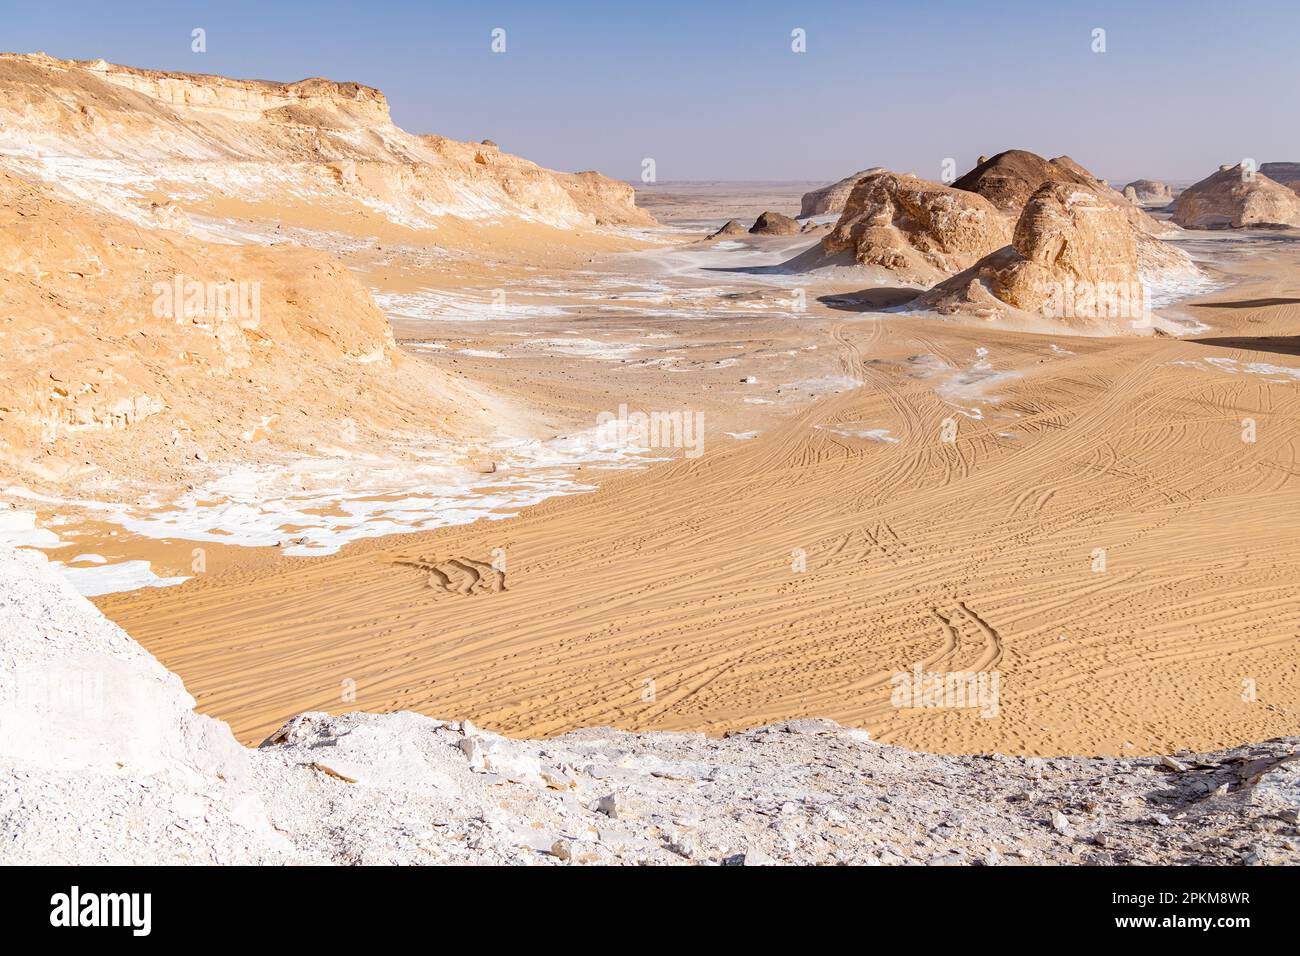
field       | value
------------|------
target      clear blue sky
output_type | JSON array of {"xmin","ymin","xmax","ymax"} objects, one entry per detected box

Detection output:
[{"xmin": 6, "ymin": 0, "xmax": 1298, "ymax": 184}]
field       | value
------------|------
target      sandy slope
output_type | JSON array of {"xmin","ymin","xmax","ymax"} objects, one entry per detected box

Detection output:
[{"xmin": 100, "ymin": 233, "xmax": 1300, "ymax": 756}]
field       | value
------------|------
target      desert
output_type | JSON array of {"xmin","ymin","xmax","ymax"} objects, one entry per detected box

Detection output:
[{"xmin": 2, "ymin": 7, "xmax": 1299, "ymax": 884}]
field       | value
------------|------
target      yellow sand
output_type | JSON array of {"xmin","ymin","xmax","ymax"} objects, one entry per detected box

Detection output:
[{"xmin": 99, "ymin": 247, "xmax": 1300, "ymax": 756}]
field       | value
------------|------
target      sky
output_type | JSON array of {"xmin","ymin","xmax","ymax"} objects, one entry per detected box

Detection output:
[{"xmin": 5, "ymin": 0, "xmax": 1299, "ymax": 185}]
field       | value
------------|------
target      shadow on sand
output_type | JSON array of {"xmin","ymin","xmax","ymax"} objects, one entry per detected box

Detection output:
[
  {"xmin": 1189, "ymin": 297, "xmax": 1300, "ymax": 310},
  {"xmin": 1188, "ymin": 336, "xmax": 1300, "ymax": 357},
  {"xmin": 817, "ymin": 288, "xmax": 918, "ymax": 313}
]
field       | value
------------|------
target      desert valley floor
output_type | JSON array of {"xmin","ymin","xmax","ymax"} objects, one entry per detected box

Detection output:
[{"xmin": 81, "ymin": 185, "xmax": 1300, "ymax": 758}]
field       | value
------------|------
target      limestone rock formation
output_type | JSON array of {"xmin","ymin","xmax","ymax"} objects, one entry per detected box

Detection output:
[
  {"xmin": 0, "ymin": 53, "xmax": 654, "ymax": 232},
  {"xmin": 819, "ymin": 171, "xmax": 1012, "ymax": 283},
  {"xmin": 952, "ymin": 150, "xmax": 1101, "ymax": 212},
  {"xmin": 955, "ymin": 150, "xmax": 1178, "ymax": 242},
  {"xmin": 799, "ymin": 168, "xmax": 884, "ymax": 218},
  {"xmin": 915, "ymin": 182, "xmax": 1191, "ymax": 331},
  {"xmin": 0, "ymin": 168, "xmax": 491, "ymax": 486},
  {"xmin": 1123, "ymin": 179, "xmax": 1174, "ymax": 205},
  {"xmin": 1173, "ymin": 164, "xmax": 1300, "ymax": 229},
  {"xmin": 749, "ymin": 211, "xmax": 801, "ymax": 235}
]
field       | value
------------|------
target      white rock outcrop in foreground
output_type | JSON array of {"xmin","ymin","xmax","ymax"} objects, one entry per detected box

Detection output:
[{"xmin": 2, "ymin": 545, "xmax": 1296, "ymax": 866}]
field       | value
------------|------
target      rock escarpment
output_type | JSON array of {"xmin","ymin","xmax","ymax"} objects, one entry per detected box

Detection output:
[
  {"xmin": 0, "ymin": 53, "xmax": 654, "ymax": 231},
  {"xmin": 0, "ymin": 168, "xmax": 489, "ymax": 485},
  {"xmin": 819, "ymin": 172, "xmax": 1012, "ymax": 283},
  {"xmin": 2, "ymin": 544, "xmax": 1296, "ymax": 866}
]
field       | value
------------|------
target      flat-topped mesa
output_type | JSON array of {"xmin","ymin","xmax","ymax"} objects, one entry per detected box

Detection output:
[
  {"xmin": 799, "ymin": 168, "xmax": 884, "ymax": 218},
  {"xmin": 915, "ymin": 182, "xmax": 1168, "ymax": 332},
  {"xmin": 1174, "ymin": 163, "xmax": 1300, "ymax": 229},
  {"xmin": 820, "ymin": 171, "xmax": 1012, "ymax": 283}
]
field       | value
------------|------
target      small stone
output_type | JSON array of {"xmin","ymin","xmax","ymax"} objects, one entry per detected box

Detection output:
[
  {"xmin": 539, "ymin": 766, "xmax": 574, "ymax": 790},
  {"xmin": 549, "ymin": 839, "xmax": 572, "ymax": 861},
  {"xmin": 1051, "ymin": 810, "xmax": 1072, "ymax": 835},
  {"xmin": 668, "ymin": 833, "xmax": 698, "ymax": 859},
  {"xmin": 1160, "ymin": 755, "xmax": 1189, "ymax": 773},
  {"xmin": 594, "ymin": 793, "xmax": 620, "ymax": 819}
]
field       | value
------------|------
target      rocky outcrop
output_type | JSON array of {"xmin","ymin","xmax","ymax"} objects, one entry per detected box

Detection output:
[
  {"xmin": 953, "ymin": 150, "xmax": 1101, "ymax": 212},
  {"xmin": 819, "ymin": 171, "xmax": 1012, "ymax": 283},
  {"xmin": 1124, "ymin": 179, "xmax": 1174, "ymax": 205},
  {"xmin": 915, "ymin": 182, "xmax": 1181, "ymax": 331},
  {"xmin": 3, "ymin": 543, "xmax": 1296, "ymax": 865},
  {"xmin": 953, "ymin": 150, "xmax": 1174, "ymax": 240},
  {"xmin": 0, "ymin": 168, "xmax": 490, "ymax": 484},
  {"xmin": 799, "ymin": 168, "xmax": 883, "ymax": 218},
  {"xmin": 555, "ymin": 170, "xmax": 656, "ymax": 227},
  {"xmin": 749, "ymin": 211, "xmax": 801, "ymax": 235},
  {"xmin": 707, "ymin": 219, "xmax": 748, "ymax": 239},
  {"xmin": 0, "ymin": 53, "xmax": 654, "ymax": 232},
  {"xmin": 1173, "ymin": 164, "xmax": 1300, "ymax": 229}
]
